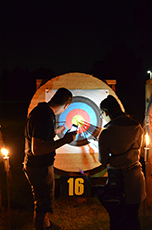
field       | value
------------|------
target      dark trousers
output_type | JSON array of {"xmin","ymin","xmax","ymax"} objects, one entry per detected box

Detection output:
[
  {"xmin": 23, "ymin": 165, "xmax": 55, "ymax": 230},
  {"xmin": 109, "ymin": 203, "xmax": 140, "ymax": 230}
]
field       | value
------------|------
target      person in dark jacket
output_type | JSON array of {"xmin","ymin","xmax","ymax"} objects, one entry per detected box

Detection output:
[
  {"xmin": 23, "ymin": 88, "xmax": 77, "ymax": 230},
  {"xmin": 98, "ymin": 95, "xmax": 146, "ymax": 230}
]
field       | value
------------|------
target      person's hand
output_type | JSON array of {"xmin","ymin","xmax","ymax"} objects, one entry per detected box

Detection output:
[
  {"xmin": 55, "ymin": 125, "xmax": 66, "ymax": 135},
  {"xmin": 63, "ymin": 130, "xmax": 77, "ymax": 144}
]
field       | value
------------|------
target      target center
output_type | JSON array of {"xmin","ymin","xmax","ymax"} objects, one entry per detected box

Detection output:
[{"xmin": 72, "ymin": 115, "xmax": 84, "ymax": 127}]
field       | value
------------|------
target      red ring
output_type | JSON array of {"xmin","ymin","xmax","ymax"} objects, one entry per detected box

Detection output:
[{"xmin": 66, "ymin": 109, "xmax": 90, "ymax": 134}]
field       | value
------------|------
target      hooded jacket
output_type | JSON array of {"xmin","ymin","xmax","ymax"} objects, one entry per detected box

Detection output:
[{"xmin": 98, "ymin": 114, "xmax": 146, "ymax": 204}]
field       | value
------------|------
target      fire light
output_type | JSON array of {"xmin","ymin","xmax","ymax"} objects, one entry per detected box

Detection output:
[
  {"xmin": 145, "ymin": 133, "xmax": 150, "ymax": 148},
  {"xmin": 147, "ymin": 70, "xmax": 152, "ymax": 79},
  {"xmin": 1, "ymin": 148, "xmax": 9, "ymax": 158},
  {"xmin": 144, "ymin": 133, "xmax": 150, "ymax": 163},
  {"xmin": 1, "ymin": 148, "xmax": 10, "ymax": 172}
]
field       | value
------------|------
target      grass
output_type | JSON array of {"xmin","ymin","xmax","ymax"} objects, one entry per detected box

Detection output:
[
  {"xmin": 0, "ymin": 194, "xmax": 152, "ymax": 230},
  {"xmin": 0, "ymin": 165, "xmax": 152, "ymax": 230}
]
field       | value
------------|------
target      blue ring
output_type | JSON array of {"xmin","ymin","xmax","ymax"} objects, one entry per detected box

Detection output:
[{"xmin": 56, "ymin": 96, "xmax": 101, "ymax": 146}]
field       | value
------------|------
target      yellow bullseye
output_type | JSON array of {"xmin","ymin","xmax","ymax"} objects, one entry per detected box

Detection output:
[{"xmin": 72, "ymin": 115, "xmax": 84, "ymax": 127}]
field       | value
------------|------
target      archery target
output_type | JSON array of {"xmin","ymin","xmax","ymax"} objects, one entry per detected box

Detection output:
[
  {"xmin": 56, "ymin": 96, "xmax": 101, "ymax": 146},
  {"xmin": 45, "ymin": 89, "xmax": 109, "ymax": 153},
  {"xmin": 29, "ymin": 72, "xmax": 122, "ymax": 172}
]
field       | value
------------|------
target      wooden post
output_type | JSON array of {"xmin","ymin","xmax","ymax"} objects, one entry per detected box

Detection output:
[
  {"xmin": 36, "ymin": 79, "xmax": 43, "ymax": 90},
  {"xmin": 0, "ymin": 127, "xmax": 4, "ymax": 210},
  {"xmin": 105, "ymin": 79, "xmax": 117, "ymax": 92}
]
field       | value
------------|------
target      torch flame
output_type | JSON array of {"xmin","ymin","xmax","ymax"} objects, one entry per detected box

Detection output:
[
  {"xmin": 1, "ymin": 148, "xmax": 9, "ymax": 158},
  {"xmin": 145, "ymin": 133, "xmax": 150, "ymax": 147}
]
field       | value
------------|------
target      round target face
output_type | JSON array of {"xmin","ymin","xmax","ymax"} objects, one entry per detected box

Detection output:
[{"xmin": 56, "ymin": 96, "xmax": 102, "ymax": 146}]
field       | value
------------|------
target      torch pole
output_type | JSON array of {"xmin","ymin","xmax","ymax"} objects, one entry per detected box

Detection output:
[
  {"xmin": 7, "ymin": 170, "xmax": 11, "ymax": 229},
  {"xmin": 0, "ymin": 175, "xmax": 2, "ymax": 210},
  {"xmin": 4, "ymin": 156, "xmax": 11, "ymax": 230},
  {"xmin": 143, "ymin": 135, "xmax": 149, "ymax": 230},
  {"xmin": 144, "ymin": 147, "xmax": 149, "ymax": 178}
]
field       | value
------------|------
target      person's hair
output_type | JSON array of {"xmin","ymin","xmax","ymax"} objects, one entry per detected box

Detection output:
[
  {"xmin": 50, "ymin": 88, "xmax": 72, "ymax": 105},
  {"xmin": 100, "ymin": 95, "xmax": 124, "ymax": 119}
]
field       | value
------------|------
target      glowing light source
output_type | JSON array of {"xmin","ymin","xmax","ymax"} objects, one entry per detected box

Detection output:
[
  {"xmin": 147, "ymin": 70, "xmax": 152, "ymax": 79},
  {"xmin": 144, "ymin": 133, "xmax": 150, "ymax": 163},
  {"xmin": 145, "ymin": 133, "xmax": 150, "ymax": 147},
  {"xmin": 1, "ymin": 148, "xmax": 9, "ymax": 158},
  {"xmin": 1, "ymin": 148, "xmax": 10, "ymax": 172}
]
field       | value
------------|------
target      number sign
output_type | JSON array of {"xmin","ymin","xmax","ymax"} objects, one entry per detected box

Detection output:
[{"xmin": 60, "ymin": 176, "xmax": 91, "ymax": 197}]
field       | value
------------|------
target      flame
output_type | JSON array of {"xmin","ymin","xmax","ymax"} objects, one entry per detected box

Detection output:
[
  {"xmin": 1, "ymin": 148, "xmax": 9, "ymax": 158},
  {"xmin": 145, "ymin": 133, "xmax": 150, "ymax": 147}
]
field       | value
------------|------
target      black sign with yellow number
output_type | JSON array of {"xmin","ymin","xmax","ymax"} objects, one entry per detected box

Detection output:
[{"xmin": 60, "ymin": 176, "xmax": 91, "ymax": 197}]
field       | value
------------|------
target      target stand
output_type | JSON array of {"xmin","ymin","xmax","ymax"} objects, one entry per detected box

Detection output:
[{"xmin": 28, "ymin": 72, "xmax": 123, "ymax": 174}]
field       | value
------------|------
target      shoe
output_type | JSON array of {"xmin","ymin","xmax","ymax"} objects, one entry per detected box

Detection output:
[{"xmin": 48, "ymin": 221, "xmax": 65, "ymax": 230}]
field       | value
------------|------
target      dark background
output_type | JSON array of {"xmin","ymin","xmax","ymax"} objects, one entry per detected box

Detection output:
[
  {"xmin": 1, "ymin": 0, "xmax": 152, "ymax": 151},
  {"xmin": 1, "ymin": 0, "xmax": 152, "ymax": 123}
]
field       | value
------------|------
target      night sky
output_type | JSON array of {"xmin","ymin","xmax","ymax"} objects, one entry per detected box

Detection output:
[{"xmin": 1, "ymin": 0, "xmax": 152, "ymax": 123}]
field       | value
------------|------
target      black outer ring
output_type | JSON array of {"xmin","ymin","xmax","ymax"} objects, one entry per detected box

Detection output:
[{"xmin": 56, "ymin": 96, "xmax": 102, "ymax": 146}]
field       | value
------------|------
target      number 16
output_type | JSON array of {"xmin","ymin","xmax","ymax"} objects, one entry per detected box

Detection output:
[{"xmin": 67, "ymin": 178, "xmax": 84, "ymax": 196}]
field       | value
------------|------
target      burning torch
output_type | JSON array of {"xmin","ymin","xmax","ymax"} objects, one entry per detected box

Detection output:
[
  {"xmin": 1, "ymin": 147, "xmax": 11, "ymax": 229},
  {"xmin": 144, "ymin": 133, "xmax": 150, "ymax": 163},
  {"xmin": 1, "ymin": 148, "xmax": 10, "ymax": 172}
]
